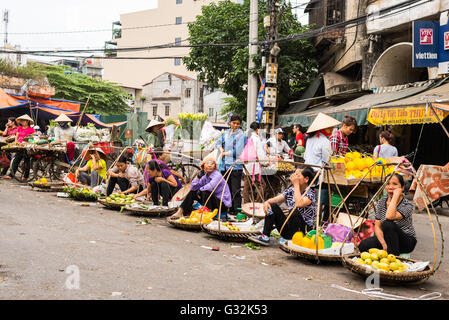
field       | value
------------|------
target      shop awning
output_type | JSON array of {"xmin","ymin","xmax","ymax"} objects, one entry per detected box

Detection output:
[
  {"xmin": 367, "ymin": 81, "xmax": 449, "ymax": 125},
  {"xmin": 279, "ymin": 83, "xmax": 433, "ymax": 128}
]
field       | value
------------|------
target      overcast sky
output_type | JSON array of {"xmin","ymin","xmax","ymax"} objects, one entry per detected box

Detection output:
[
  {"xmin": 1, "ymin": 0, "xmax": 158, "ymax": 52},
  {"xmin": 1, "ymin": 0, "xmax": 306, "ymax": 60}
]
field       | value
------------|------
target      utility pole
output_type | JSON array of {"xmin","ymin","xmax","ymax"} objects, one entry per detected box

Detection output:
[
  {"xmin": 3, "ymin": 10, "xmax": 9, "ymax": 46},
  {"xmin": 246, "ymin": 0, "xmax": 259, "ymax": 125},
  {"xmin": 262, "ymin": 0, "xmax": 280, "ymax": 134}
]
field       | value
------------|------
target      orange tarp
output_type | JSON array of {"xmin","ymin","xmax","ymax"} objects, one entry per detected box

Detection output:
[
  {"xmin": 29, "ymin": 97, "xmax": 80, "ymax": 113},
  {"xmin": 0, "ymin": 88, "xmax": 26, "ymax": 109}
]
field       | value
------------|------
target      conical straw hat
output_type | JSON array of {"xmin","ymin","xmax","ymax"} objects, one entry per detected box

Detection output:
[
  {"xmin": 16, "ymin": 114, "xmax": 34, "ymax": 125},
  {"xmin": 306, "ymin": 112, "xmax": 341, "ymax": 134},
  {"xmin": 145, "ymin": 119, "xmax": 165, "ymax": 132},
  {"xmin": 54, "ymin": 114, "xmax": 73, "ymax": 122}
]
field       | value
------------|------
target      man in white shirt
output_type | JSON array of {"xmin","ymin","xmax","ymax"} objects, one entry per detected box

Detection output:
[{"xmin": 265, "ymin": 128, "xmax": 291, "ymax": 158}]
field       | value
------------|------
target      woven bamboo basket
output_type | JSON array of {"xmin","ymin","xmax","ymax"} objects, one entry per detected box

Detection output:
[
  {"xmin": 202, "ymin": 224, "xmax": 260, "ymax": 242},
  {"xmin": 124, "ymin": 205, "xmax": 177, "ymax": 217},
  {"xmin": 29, "ymin": 181, "xmax": 65, "ymax": 192},
  {"xmin": 279, "ymin": 242, "xmax": 345, "ymax": 262},
  {"xmin": 97, "ymin": 197, "xmax": 128, "ymax": 209},
  {"xmin": 342, "ymin": 254, "xmax": 434, "ymax": 285},
  {"xmin": 167, "ymin": 219, "xmax": 203, "ymax": 231},
  {"xmin": 241, "ymin": 202, "xmax": 266, "ymax": 219}
]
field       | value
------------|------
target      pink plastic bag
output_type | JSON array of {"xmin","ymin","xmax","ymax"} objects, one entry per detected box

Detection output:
[
  {"xmin": 239, "ymin": 138, "xmax": 257, "ymax": 162},
  {"xmin": 324, "ymin": 223, "xmax": 353, "ymax": 243}
]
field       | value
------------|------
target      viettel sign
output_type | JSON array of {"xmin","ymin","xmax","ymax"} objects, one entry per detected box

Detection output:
[{"xmin": 413, "ymin": 21, "xmax": 439, "ymax": 68}]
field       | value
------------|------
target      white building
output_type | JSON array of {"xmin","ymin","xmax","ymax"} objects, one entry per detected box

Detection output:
[{"xmin": 141, "ymin": 72, "xmax": 230, "ymax": 123}]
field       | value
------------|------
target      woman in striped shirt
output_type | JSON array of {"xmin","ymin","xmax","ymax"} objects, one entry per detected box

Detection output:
[
  {"xmin": 358, "ymin": 173, "xmax": 417, "ymax": 256},
  {"xmin": 248, "ymin": 167, "xmax": 317, "ymax": 246}
]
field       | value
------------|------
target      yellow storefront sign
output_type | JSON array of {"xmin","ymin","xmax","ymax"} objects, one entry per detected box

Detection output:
[{"xmin": 367, "ymin": 105, "xmax": 449, "ymax": 125}]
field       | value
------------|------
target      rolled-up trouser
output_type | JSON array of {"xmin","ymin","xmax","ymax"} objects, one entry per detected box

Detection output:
[
  {"xmin": 106, "ymin": 176, "xmax": 143, "ymax": 196},
  {"xmin": 78, "ymin": 171, "xmax": 104, "ymax": 187},
  {"xmin": 150, "ymin": 180, "xmax": 179, "ymax": 206},
  {"xmin": 262, "ymin": 203, "xmax": 312, "ymax": 240},
  {"xmin": 180, "ymin": 190, "xmax": 229, "ymax": 217}
]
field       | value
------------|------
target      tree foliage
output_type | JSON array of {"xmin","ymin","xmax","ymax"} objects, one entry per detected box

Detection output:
[
  {"xmin": 183, "ymin": 0, "xmax": 318, "ymax": 119},
  {"xmin": 37, "ymin": 64, "xmax": 131, "ymax": 115}
]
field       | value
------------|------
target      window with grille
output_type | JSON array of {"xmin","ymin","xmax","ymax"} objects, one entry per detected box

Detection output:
[
  {"xmin": 209, "ymin": 108, "xmax": 214, "ymax": 117},
  {"xmin": 326, "ymin": 0, "xmax": 345, "ymax": 26},
  {"xmin": 175, "ymin": 17, "xmax": 182, "ymax": 25},
  {"xmin": 176, "ymin": 0, "xmax": 182, "ymax": 4},
  {"xmin": 174, "ymin": 58, "xmax": 181, "ymax": 66},
  {"xmin": 152, "ymin": 104, "xmax": 157, "ymax": 116},
  {"xmin": 185, "ymin": 88, "xmax": 191, "ymax": 98},
  {"xmin": 175, "ymin": 37, "xmax": 182, "ymax": 46},
  {"xmin": 164, "ymin": 104, "xmax": 170, "ymax": 116}
]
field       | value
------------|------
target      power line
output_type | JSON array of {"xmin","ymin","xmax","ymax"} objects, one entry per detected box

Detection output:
[
  {"xmin": 0, "ymin": 21, "xmax": 194, "ymax": 35},
  {"xmin": 0, "ymin": 0, "xmax": 430, "ymax": 58}
]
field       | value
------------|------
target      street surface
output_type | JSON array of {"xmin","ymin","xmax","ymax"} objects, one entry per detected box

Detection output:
[{"xmin": 0, "ymin": 180, "xmax": 448, "ymax": 300}]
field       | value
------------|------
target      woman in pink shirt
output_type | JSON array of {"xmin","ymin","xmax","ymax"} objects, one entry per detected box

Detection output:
[
  {"xmin": 2, "ymin": 117, "xmax": 18, "ymax": 138},
  {"xmin": 2, "ymin": 114, "xmax": 35, "ymax": 181}
]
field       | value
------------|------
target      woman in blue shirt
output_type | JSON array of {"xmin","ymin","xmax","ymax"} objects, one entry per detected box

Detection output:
[{"xmin": 216, "ymin": 113, "xmax": 247, "ymax": 216}]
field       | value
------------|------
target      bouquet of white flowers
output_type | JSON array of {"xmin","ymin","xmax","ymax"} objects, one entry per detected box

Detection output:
[{"xmin": 178, "ymin": 112, "xmax": 208, "ymax": 140}]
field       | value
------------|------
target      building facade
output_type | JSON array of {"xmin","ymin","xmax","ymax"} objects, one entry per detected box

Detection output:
[{"xmin": 103, "ymin": 0, "xmax": 241, "ymax": 90}]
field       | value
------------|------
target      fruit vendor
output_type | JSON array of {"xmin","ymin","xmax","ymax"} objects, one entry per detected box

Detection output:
[
  {"xmin": 304, "ymin": 112, "xmax": 341, "ymax": 222},
  {"xmin": 168, "ymin": 150, "xmax": 232, "ymax": 221},
  {"xmin": 248, "ymin": 167, "xmax": 317, "ymax": 246},
  {"xmin": 216, "ymin": 113, "xmax": 247, "ymax": 217},
  {"xmin": 147, "ymin": 148, "xmax": 186, "ymax": 185},
  {"xmin": 2, "ymin": 114, "xmax": 36, "ymax": 182},
  {"xmin": 329, "ymin": 115, "xmax": 358, "ymax": 156},
  {"xmin": 264, "ymin": 128, "xmax": 291, "ymax": 158},
  {"xmin": 135, "ymin": 160, "xmax": 181, "ymax": 206},
  {"xmin": 75, "ymin": 148, "xmax": 108, "ymax": 187},
  {"xmin": 358, "ymin": 173, "xmax": 417, "ymax": 256},
  {"xmin": 52, "ymin": 114, "xmax": 80, "ymax": 163},
  {"xmin": 145, "ymin": 119, "xmax": 165, "ymax": 148},
  {"xmin": 373, "ymin": 131, "xmax": 398, "ymax": 160},
  {"xmin": 106, "ymin": 156, "xmax": 145, "ymax": 196}
]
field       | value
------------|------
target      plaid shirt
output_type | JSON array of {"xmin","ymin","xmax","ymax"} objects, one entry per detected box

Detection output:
[{"xmin": 330, "ymin": 130, "xmax": 348, "ymax": 155}]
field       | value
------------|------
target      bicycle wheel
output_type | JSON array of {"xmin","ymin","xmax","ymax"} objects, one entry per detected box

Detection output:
[{"xmin": 172, "ymin": 163, "xmax": 201, "ymax": 183}]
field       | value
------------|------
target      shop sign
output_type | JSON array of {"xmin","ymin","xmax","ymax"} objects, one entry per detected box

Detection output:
[
  {"xmin": 367, "ymin": 106, "xmax": 449, "ymax": 126},
  {"xmin": 413, "ymin": 21, "xmax": 439, "ymax": 67}
]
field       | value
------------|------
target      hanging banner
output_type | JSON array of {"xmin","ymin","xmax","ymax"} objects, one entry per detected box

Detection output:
[
  {"xmin": 255, "ymin": 79, "xmax": 265, "ymax": 123},
  {"xmin": 367, "ymin": 105, "xmax": 449, "ymax": 125}
]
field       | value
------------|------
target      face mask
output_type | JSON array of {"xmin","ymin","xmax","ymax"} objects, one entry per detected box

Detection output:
[{"xmin": 61, "ymin": 123, "xmax": 69, "ymax": 129}]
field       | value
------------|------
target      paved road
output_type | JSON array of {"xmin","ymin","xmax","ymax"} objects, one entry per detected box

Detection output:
[{"xmin": 0, "ymin": 180, "xmax": 448, "ymax": 300}]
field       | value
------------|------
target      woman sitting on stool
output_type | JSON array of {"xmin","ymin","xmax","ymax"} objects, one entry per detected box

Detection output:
[
  {"xmin": 135, "ymin": 160, "xmax": 181, "ymax": 206},
  {"xmin": 358, "ymin": 173, "xmax": 416, "ymax": 256},
  {"xmin": 249, "ymin": 167, "xmax": 317, "ymax": 246},
  {"xmin": 106, "ymin": 156, "xmax": 145, "ymax": 196},
  {"xmin": 75, "ymin": 148, "xmax": 107, "ymax": 187},
  {"xmin": 168, "ymin": 151, "xmax": 232, "ymax": 221}
]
